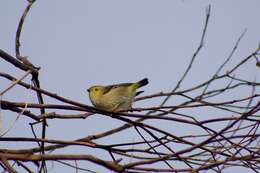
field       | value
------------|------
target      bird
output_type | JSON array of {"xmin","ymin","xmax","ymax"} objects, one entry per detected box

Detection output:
[{"xmin": 87, "ymin": 78, "xmax": 148, "ymax": 112}]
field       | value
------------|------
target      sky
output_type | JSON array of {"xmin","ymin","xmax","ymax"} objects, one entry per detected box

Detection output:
[{"xmin": 0, "ymin": 0, "xmax": 259, "ymax": 172}]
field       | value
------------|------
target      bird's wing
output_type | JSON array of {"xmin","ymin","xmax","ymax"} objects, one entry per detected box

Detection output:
[{"xmin": 102, "ymin": 83, "xmax": 132, "ymax": 95}]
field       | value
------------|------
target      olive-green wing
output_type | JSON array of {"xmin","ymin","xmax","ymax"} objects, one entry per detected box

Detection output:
[{"xmin": 102, "ymin": 83, "xmax": 133, "ymax": 95}]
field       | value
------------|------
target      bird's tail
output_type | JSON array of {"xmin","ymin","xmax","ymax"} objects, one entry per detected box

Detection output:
[{"xmin": 134, "ymin": 78, "xmax": 149, "ymax": 89}]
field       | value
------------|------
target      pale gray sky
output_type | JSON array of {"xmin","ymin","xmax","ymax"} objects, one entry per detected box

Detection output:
[{"xmin": 0, "ymin": 0, "xmax": 259, "ymax": 172}]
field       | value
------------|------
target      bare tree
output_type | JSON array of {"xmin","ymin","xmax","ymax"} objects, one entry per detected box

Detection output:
[{"xmin": 0, "ymin": 1, "xmax": 259, "ymax": 173}]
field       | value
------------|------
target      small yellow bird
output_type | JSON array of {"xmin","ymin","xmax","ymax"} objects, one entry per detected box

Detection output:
[{"xmin": 87, "ymin": 78, "xmax": 148, "ymax": 112}]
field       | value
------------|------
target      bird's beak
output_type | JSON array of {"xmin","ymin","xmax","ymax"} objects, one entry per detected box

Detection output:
[{"xmin": 87, "ymin": 89, "xmax": 90, "ymax": 92}]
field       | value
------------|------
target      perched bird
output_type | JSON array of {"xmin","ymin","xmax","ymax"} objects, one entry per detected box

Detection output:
[{"xmin": 87, "ymin": 78, "xmax": 148, "ymax": 112}]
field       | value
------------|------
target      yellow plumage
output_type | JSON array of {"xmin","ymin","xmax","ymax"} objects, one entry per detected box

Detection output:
[{"xmin": 87, "ymin": 78, "xmax": 148, "ymax": 112}]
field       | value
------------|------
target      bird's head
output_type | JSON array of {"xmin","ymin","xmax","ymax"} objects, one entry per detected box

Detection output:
[{"xmin": 87, "ymin": 86, "xmax": 104, "ymax": 98}]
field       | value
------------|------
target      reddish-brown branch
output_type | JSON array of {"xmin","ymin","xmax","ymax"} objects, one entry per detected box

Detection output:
[{"xmin": 0, "ymin": 153, "xmax": 123, "ymax": 172}]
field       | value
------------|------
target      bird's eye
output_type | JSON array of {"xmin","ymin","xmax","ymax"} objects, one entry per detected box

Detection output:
[{"xmin": 95, "ymin": 88, "xmax": 98, "ymax": 91}]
